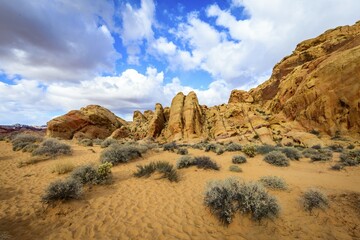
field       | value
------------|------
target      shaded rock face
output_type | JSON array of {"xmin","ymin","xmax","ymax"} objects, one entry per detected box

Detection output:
[
  {"xmin": 228, "ymin": 90, "xmax": 254, "ymax": 104},
  {"xmin": 147, "ymin": 103, "xmax": 166, "ymax": 138},
  {"xmin": 251, "ymin": 21, "xmax": 360, "ymax": 135},
  {"xmin": 46, "ymin": 105, "xmax": 124, "ymax": 139}
]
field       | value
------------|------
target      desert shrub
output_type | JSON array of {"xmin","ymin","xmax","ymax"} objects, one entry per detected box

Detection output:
[
  {"xmin": 232, "ymin": 155, "xmax": 247, "ymax": 164},
  {"xmin": 347, "ymin": 144, "xmax": 355, "ymax": 150},
  {"xmin": 100, "ymin": 144, "xmax": 142, "ymax": 165},
  {"xmin": 309, "ymin": 129, "xmax": 320, "ymax": 136},
  {"xmin": 330, "ymin": 164, "xmax": 344, "ymax": 171},
  {"xmin": 236, "ymin": 181, "xmax": 280, "ymax": 221},
  {"xmin": 163, "ymin": 142, "xmax": 178, "ymax": 151},
  {"xmin": 302, "ymin": 148, "xmax": 319, "ymax": 158},
  {"xmin": 22, "ymin": 143, "xmax": 39, "ymax": 153},
  {"xmin": 205, "ymin": 143, "xmax": 219, "ymax": 153},
  {"xmin": 263, "ymin": 151, "xmax": 289, "ymax": 167},
  {"xmin": 339, "ymin": 150, "xmax": 360, "ymax": 166},
  {"xmin": 42, "ymin": 178, "xmax": 82, "ymax": 203},
  {"xmin": 204, "ymin": 179, "xmax": 280, "ymax": 224},
  {"xmin": 279, "ymin": 147, "xmax": 302, "ymax": 160},
  {"xmin": 134, "ymin": 161, "xmax": 179, "ymax": 182},
  {"xmin": 192, "ymin": 142, "xmax": 205, "ymax": 150},
  {"xmin": 311, "ymin": 144, "xmax": 322, "ymax": 150},
  {"xmin": 11, "ymin": 134, "xmax": 41, "ymax": 151},
  {"xmin": 32, "ymin": 138, "xmax": 71, "ymax": 157},
  {"xmin": 176, "ymin": 155, "xmax": 195, "ymax": 169},
  {"xmin": 95, "ymin": 162, "xmax": 113, "ymax": 184},
  {"xmin": 256, "ymin": 145, "xmax": 277, "ymax": 155},
  {"xmin": 193, "ymin": 156, "xmax": 220, "ymax": 170},
  {"xmin": 177, "ymin": 148, "xmax": 188, "ymax": 155},
  {"xmin": 242, "ymin": 145, "xmax": 257, "ymax": 157},
  {"xmin": 204, "ymin": 178, "xmax": 241, "ymax": 224},
  {"xmin": 79, "ymin": 138, "xmax": 93, "ymax": 147},
  {"xmin": 229, "ymin": 165, "xmax": 242, "ymax": 172},
  {"xmin": 225, "ymin": 143, "xmax": 242, "ymax": 152},
  {"xmin": 259, "ymin": 176, "xmax": 287, "ymax": 190},
  {"xmin": 100, "ymin": 138, "xmax": 118, "ymax": 148},
  {"xmin": 0, "ymin": 135, "xmax": 5, "ymax": 141},
  {"xmin": 301, "ymin": 189, "xmax": 329, "ymax": 213},
  {"xmin": 328, "ymin": 144, "xmax": 343, "ymax": 152},
  {"xmin": 93, "ymin": 138, "xmax": 103, "ymax": 145},
  {"xmin": 216, "ymin": 147, "xmax": 224, "ymax": 155},
  {"xmin": 310, "ymin": 149, "xmax": 333, "ymax": 162},
  {"xmin": 71, "ymin": 163, "xmax": 112, "ymax": 184},
  {"xmin": 52, "ymin": 162, "xmax": 75, "ymax": 174},
  {"xmin": 71, "ymin": 165, "xmax": 98, "ymax": 184}
]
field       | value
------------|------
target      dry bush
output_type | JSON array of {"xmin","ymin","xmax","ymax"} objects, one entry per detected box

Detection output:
[
  {"xmin": 259, "ymin": 176, "xmax": 287, "ymax": 190},
  {"xmin": 11, "ymin": 134, "xmax": 42, "ymax": 151},
  {"xmin": 204, "ymin": 178, "xmax": 280, "ymax": 225},
  {"xmin": 32, "ymin": 138, "xmax": 71, "ymax": 157},
  {"xmin": 242, "ymin": 145, "xmax": 257, "ymax": 157},
  {"xmin": 100, "ymin": 138, "xmax": 118, "ymax": 148},
  {"xmin": 232, "ymin": 155, "xmax": 247, "ymax": 164},
  {"xmin": 79, "ymin": 138, "xmax": 93, "ymax": 147},
  {"xmin": 71, "ymin": 163, "xmax": 112, "ymax": 185},
  {"xmin": 176, "ymin": 156, "xmax": 220, "ymax": 170},
  {"xmin": 225, "ymin": 143, "xmax": 242, "ymax": 152},
  {"xmin": 177, "ymin": 148, "xmax": 188, "ymax": 155},
  {"xmin": 52, "ymin": 162, "xmax": 75, "ymax": 174},
  {"xmin": 301, "ymin": 189, "xmax": 329, "ymax": 213},
  {"xmin": 256, "ymin": 145, "xmax": 277, "ymax": 155},
  {"xmin": 263, "ymin": 151, "xmax": 289, "ymax": 167},
  {"xmin": 134, "ymin": 161, "xmax": 179, "ymax": 182},
  {"xmin": 100, "ymin": 144, "xmax": 142, "ymax": 165},
  {"xmin": 340, "ymin": 150, "xmax": 360, "ymax": 166},
  {"xmin": 229, "ymin": 165, "xmax": 242, "ymax": 172},
  {"xmin": 42, "ymin": 178, "xmax": 82, "ymax": 203},
  {"xmin": 279, "ymin": 147, "xmax": 302, "ymax": 160},
  {"xmin": 163, "ymin": 142, "xmax": 178, "ymax": 151}
]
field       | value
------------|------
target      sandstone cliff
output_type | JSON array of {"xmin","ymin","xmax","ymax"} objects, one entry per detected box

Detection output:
[{"xmin": 46, "ymin": 21, "xmax": 360, "ymax": 145}]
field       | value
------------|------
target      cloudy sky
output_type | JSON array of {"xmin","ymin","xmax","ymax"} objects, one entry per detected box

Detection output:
[{"xmin": 0, "ymin": 0, "xmax": 359, "ymax": 125}]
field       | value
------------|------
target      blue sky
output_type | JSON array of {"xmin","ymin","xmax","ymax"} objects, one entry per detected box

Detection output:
[{"xmin": 0, "ymin": 0, "xmax": 359, "ymax": 125}]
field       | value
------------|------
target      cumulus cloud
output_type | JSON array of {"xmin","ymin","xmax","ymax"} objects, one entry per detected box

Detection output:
[
  {"xmin": 120, "ymin": 0, "xmax": 155, "ymax": 64},
  {"xmin": 0, "ymin": 0, "xmax": 119, "ymax": 82},
  {"xmin": 150, "ymin": 0, "xmax": 360, "ymax": 88}
]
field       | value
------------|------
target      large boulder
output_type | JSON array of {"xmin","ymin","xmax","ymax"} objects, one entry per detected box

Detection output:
[
  {"xmin": 46, "ymin": 105, "xmax": 125, "ymax": 139},
  {"xmin": 147, "ymin": 103, "xmax": 166, "ymax": 138}
]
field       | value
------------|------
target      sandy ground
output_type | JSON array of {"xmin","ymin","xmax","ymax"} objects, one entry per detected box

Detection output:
[{"xmin": 0, "ymin": 141, "xmax": 360, "ymax": 240}]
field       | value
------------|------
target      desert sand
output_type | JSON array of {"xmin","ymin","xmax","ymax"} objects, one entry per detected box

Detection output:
[{"xmin": 0, "ymin": 141, "xmax": 360, "ymax": 240}]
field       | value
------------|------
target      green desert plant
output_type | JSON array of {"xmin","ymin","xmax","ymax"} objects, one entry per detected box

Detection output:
[
  {"xmin": 52, "ymin": 162, "xmax": 75, "ymax": 174},
  {"xmin": 279, "ymin": 147, "xmax": 302, "ymax": 160},
  {"xmin": 301, "ymin": 189, "xmax": 329, "ymax": 213},
  {"xmin": 100, "ymin": 144, "xmax": 142, "ymax": 165},
  {"xmin": 42, "ymin": 178, "xmax": 82, "ymax": 203},
  {"xmin": 263, "ymin": 151, "xmax": 289, "ymax": 167},
  {"xmin": 32, "ymin": 138, "xmax": 71, "ymax": 157},
  {"xmin": 242, "ymin": 145, "xmax": 257, "ymax": 157},
  {"xmin": 177, "ymin": 147, "xmax": 188, "ymax": 155},
  {"xmin": 79, "ymin": 138, "xmax": 93, "ymax": 147},
  {"xmin": 11, "ymin": 134, "xmax": 41, "ymax": 151},
  {"xmin": 204, "ymin": 178, "xmax": 280, "ymax": 225},
  {"xmin": 229, "ymin": 165, "xmax": 242, "ymax": 172},
  {"xmin": 225, "ymin": 143, "xmax": 242, "ymax": 152},
  {"xmin": 259, "ymin": 176, "xmax": 287, "ymax": 190},
  {"xmin": 163, "ymin": 142, "xmax": 178, "ymax": 151},
  {"xmin": 232, "ymin": 155, "xmax": 247, "ymax": 164},
  {"xmin": 134, "ymin": 161, "xmax": 179, "ymax": 182},
  {"xmin": 100, "ymin": 138, "xmax": 118, "ymax": 148},
  {"xmin": 256, "ymin": 145, "xmax": 277, "ymax": 155}
]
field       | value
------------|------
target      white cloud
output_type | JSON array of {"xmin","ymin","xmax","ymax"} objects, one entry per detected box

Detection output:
[
  {"xmin": 0, "ymin": 0, "xmax": 119, "ymax": 83},
  {"xmin": 120, "ymin": 0, "xmax": 155, "ymax": 64}
]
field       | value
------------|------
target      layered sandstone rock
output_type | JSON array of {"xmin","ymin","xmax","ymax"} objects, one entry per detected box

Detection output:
[
  {"xmin": 147, "ymin": 103, "xmax": 166, "ymax": 138},
  {"xmin": 47, "ymin": 105, "xmax": 124, "ymax": 139},
  {"xmin": 164, "ymin": 91, "xmax": 204, "ymax": 141},
  {"xmin": 251, "ymin": 21, "xmax": 360, "ymax": 136}
]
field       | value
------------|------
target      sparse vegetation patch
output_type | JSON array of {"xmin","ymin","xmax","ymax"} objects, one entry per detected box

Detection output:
[
  {"xmin": 259, "ymin": 176, "xmax": 287, "ymax": 190},
  {"xmin": 301, "ymin": 189, "xmax": 329, "ymax": 213},
  {"xmin": 42, "ymin": 178, "xmax": 82, "ymax": 203},
  {"xmin": 232, "ymin": 155, "xmax": 247, "ymax": 164},
  {"xmin": 32, "ymin": 138, "xmax": 71, "ymax": 157},
  {"xmin": 100, "ymin": 144, "xmax": 142, "ymax": 165},
  {"xmin": 134, "ymin": 161, "xmax": 179, "ymax": 182},
  {"xmin": 263, "ymin": 151, "xmax": 289, "ymax": 166}
]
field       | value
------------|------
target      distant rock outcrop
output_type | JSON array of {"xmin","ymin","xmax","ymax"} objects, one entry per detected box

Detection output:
[
  {"xmin": 46, "ymin": 105, "xmax": 125, "ymax": 139},
  {"xmin": 147, "ymin": 103, "xmax": 166, "ymax": 138}
]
